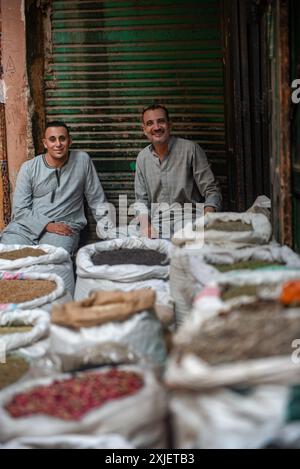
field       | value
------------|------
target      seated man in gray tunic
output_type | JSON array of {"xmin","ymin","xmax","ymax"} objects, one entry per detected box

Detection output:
[
  {"xmin": 134, "ymin": 104, "xmax": 222, "ymax": 238},
  {"xmin": 0, "ymin": 121, "xmax": 107, "ymax": 253}
]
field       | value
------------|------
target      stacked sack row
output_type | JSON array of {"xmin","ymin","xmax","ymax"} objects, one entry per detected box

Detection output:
[
  {"xmin": 0, "ymin": 238, "xmax": 172, "ymax": 449},
  {"xmin": 166, "ymin": 197, "xmax": 300, "ymax": 448}
]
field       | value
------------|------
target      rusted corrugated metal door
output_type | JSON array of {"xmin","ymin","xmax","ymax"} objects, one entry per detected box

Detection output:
[{"xmin": 45, "ymin": 0, "xmax": 226, "ymax": 239}]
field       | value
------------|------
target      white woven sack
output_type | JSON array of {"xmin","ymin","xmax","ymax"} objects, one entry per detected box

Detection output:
[
  {"xmin": 0, "ymin": 434, "xmax": 134, "ymax": 449},
  {"xmin": 0, "ymin": 244, "xmax": 74, "ymax": 295},
  {"xmin": 170, "ymin": 244, "xmax": 300, "ymax": 325},
  {"xmin": 76, "ymin": 238, "xmax": 171, "ymax": 282},
  {"xmin": 172, "ymin": 270, "xmax": 300, "ymax": 388},
  {"xmin": 50, "ymin": 309, "xmax": 167, "ymax": 366},
  {"xmin": 0, "ymin": 309, "xmax": 49, "ymax": 352},
  {"xmin": 175, "ymin": 269, "xmax": 300, "ymax": 343},
  {"xmin": 75, "ymin": 273, "xmax": 170, "ymax": 307},
  {"xmin": 173, "ymin": 212, "xmax": 272, "ymax": 247},
  {"xmin": 169, "ymin": 384, "xmax": 289, "ymax": 449},
  {"xmin": 166, "ymin": 268, "xmax": 300, "ymax": 448},
  {"xmin": 0, "ymin": 366, "xmax": 168, "ymax": 448},
  {"xmin": 0, "ymin": 272, "xmax": 72, "ymax": 314}
]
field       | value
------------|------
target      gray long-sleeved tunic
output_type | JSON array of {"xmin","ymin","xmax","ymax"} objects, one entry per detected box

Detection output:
[
  {"xmin": 3, "ymin": 150, "xmax": 106, "ymax": 242},
  {"xmin": 135, "ymin": 137, "xmax": 222, "ymax": 216}
]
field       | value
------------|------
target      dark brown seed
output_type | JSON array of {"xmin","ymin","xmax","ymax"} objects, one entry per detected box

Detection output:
[{"xmin": 92, "ymin": 248, "xmax": 168, "ymax": 266}]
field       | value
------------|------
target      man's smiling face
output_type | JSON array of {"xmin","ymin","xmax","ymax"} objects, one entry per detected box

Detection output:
[
  {"xmin": 43, "ymin": 126, "xmax": 72, "ymax": 167},
  {"xmin": 142, "ymin": 108, "xmax": 171, "ymax": 146}
]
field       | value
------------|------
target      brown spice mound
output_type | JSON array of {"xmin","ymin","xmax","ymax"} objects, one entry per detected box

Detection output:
[
  {"xmin": 212, "ymin": 260, "xmax": 284, "ymax": 273},
  {"xmin": 205, "ymin": 220, "xmax": 253, "ymax": 232},
  {"xmin": 0, "ymin": 280, "xmax": 56, "ymax": 303},
  {"xmin": 0, "ymin": 356, "xmax": 29, "ymax": 390},
  {"xmin": 92, "ymin": 248, "xmax": 168, "ymax": 266},
  {"xmin": 182, "ymin": 300, "xmax": 300, "ymax": 365},
  {"xmin": 0, "ymin": 248, "xmax": 46, "ymax": 261},
  {"xmin": 0, "ymin": 326, "xmax": 33, "ymax": 335}
]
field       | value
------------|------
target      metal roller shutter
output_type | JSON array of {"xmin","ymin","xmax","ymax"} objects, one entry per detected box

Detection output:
[{"xmin": 45, "ymin": 0, "xmax": 226, "ymax": 240}]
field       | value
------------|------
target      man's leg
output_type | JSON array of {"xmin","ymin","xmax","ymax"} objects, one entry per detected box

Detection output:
[
  {"xmin": 39, "ymin": 232, "xmax": 80, "ymax": 254},
  {"xmin": 0, "ymin": 231, "xmax": 34, "ymax": 245}
]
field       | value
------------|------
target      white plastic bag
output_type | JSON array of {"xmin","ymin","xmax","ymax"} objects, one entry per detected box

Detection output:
[
  {"xmin": 0, "ymin": 434, "xmax": 135, "ymax": 449},
  {"xmin": 0, "ymin": 309, "xmax": 49, "ymax": 352},
  {"xmin": 173, "ymin": 212, "xmax": 272, "ymax": 247},
  {"xmin": 0, "ymin": 272, "xmax": 71, "ymax": 314},
  {"xmin": 76, "ymin": 238, "xmax": 171, "ymax": 283},
  {"xmin": 50, "ymin": 310, "xmax": 167, "ymax": 366},
  {"xmin": 170, "ymin": 244, "xmax": 300, "ymax": 325},
  {"xmin": 0, "ymin": 244, "xmax": 74, "ymax": 295},
  {"xmin": 0, "ymin": 366, "xmax": 168, "ymax": 448}
]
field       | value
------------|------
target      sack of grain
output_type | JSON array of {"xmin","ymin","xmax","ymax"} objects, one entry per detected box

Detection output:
[
  {"xmin": 50, "ymin": 310, "xmax": 167, "ymax": 367},
  {"xmin": 0, "ymin": 245, "xmax": 74, "ymax": 296},
  {"xmin": 165, "ymin": 271, "xmax": 300, "ymax": 448},
  {"xmin": 173, "ymin": 212, "xmax": 272, "ymax": 248},
  {"xmin": 170, "ymin": 244, "xmax": 300, "ymax": 325},
  {"xmin": 74, "ymin": 239, "xmax": 174, "ymax": 323},
  {"xmin": 0, "ymin": 272, "xmax": 71, "ymax": 314}
]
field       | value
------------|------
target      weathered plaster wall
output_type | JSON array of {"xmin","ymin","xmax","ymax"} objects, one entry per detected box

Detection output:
[
  {"xmin": 1, "ymin": 0, "xmax": 33, "ymax": 194},
  {"xmin": 0, "ymin": 2, "xmax": 11, "ymax": 230}
]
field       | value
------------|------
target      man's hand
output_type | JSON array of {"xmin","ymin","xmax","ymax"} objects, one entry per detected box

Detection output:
[
  {"xmin": 140, "ymin": 222, "xmax": 158, "ymax": 238},
  {"xmin": 45, "ymin": 222, "xmax": 74, "ymax": 236},
  {"xmin": 204, "ymin": 206, "xmax": 216, "ymax": 215},
  {"xmin": 138, "ymin": 214, "xmax": 158, "ymax": 238}
]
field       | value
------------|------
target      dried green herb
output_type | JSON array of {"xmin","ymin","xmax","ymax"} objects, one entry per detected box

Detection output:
[
  {"xmin": 211, "ymin": 260, "xmax": 284, "ymax": 273},
  {"xmin": 181, "ymin": 300, "xmax": 300, "ymax": 365}
]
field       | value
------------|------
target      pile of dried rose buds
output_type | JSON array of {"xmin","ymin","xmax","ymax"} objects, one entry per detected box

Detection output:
[{"xmin": 5, "ymin": 369, "xmax": 144, "ymax": 421}]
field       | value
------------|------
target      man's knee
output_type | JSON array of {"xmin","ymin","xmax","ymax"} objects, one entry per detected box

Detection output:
[{"xmin": 0, "ymin": 231, "xmax": 33, "ymax": 246}]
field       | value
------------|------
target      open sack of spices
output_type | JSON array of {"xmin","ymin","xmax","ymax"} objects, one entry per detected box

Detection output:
[
  {"xmin": 74, "ymin": 238, "xmax": 174, "ymax": 324},
  {"xmin": 0, "ymin": 354, "xmax": 32, "ymax": 392},
  {"xmin": 50, "ymin": 289, "xmax": 167, "ymax": 366},
  {"xmin": 164, "ymin": 276, "xmax": 300, "ymax": 449},
  {"xmin": 170, "ymin": 244, "xmax": 300, "ymax": 325},
  {"xmin": 172, "ymin": 211, "xmax": 272, "ymax": 248},
  {"xmin": 0, "ymin": 366, "xmax": 168, "ymax": 449},
  {"xmin": 0, "ymin": 272, "xmax": 72, "ymax": 314},
  {"xmin": 0, "ymin": 244, "xmax": 75, "ymax": 295},
  {"xmin": 0, "ymin": 309, "xmax": 49, "ymax": 353},
  {"xmin": 169, "ymin": 271, "xmax": 300, "ymax": 388}
]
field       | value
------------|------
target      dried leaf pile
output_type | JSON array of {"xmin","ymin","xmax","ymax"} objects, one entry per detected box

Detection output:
[
  {"xmin": 181, "ymin": 300, "xmax": 300, "ymax": 365},
  {"xmin": 211, "ymin": 260, "xmax": 284, "ymax": 273}
]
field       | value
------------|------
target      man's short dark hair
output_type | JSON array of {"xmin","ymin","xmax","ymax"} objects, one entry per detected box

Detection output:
[
  {"xmin": 45, "ymin": 121, "xmax": 70, "ymax": 134},
  {"xmin": 141, "ymin": 104, "xmax": 169, "ymax": 122}
]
